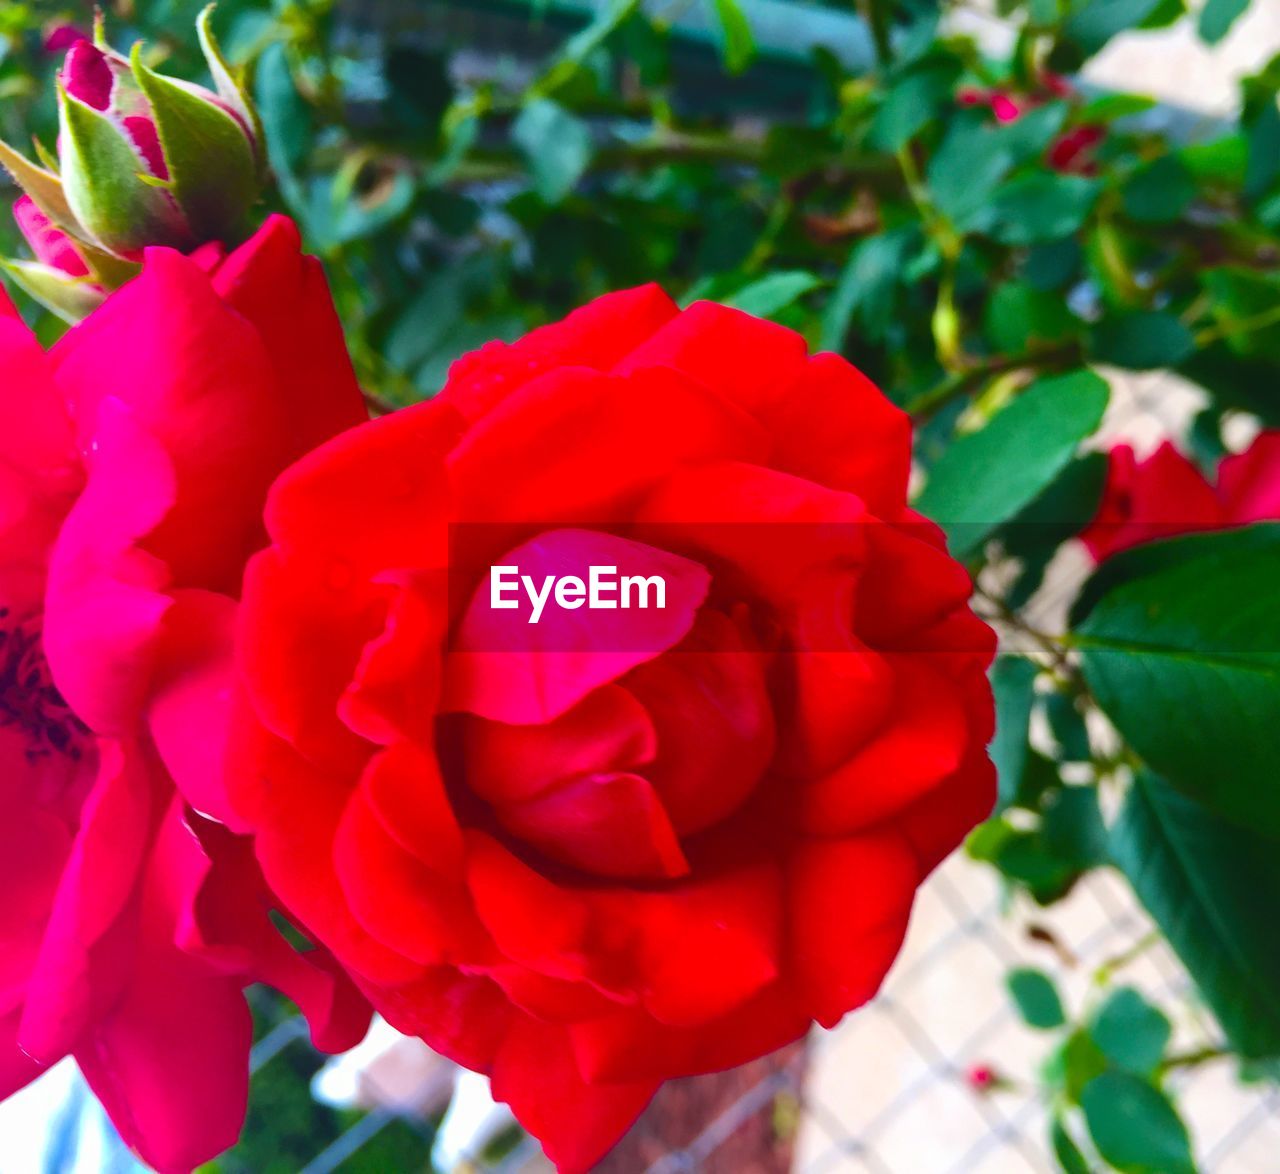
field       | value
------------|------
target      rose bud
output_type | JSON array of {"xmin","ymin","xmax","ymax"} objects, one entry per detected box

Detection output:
[
  {"xmin": 1, "ymin": 196, "xmax": 108, "ymax": 322},
  {"xmin": 0, "ymin": 7, "xmax": 261, "ymax": 318}
]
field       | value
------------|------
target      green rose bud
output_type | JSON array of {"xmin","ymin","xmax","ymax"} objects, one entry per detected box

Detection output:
[{"xmin": 0, "ymin": 6, "xmax": 262, "ymax": 318}]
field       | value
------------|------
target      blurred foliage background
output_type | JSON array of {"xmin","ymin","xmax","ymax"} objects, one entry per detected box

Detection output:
[{"xmin": 3, "ymin": 1, "xmax": 1280, "ymax": 1172}]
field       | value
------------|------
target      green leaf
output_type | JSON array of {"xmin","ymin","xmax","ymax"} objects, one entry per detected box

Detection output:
[
  {"xmin": 1080, "ymin": 1072, "xmax": 1195, "ymax": 1174},
  {"xmin": 1089, "ymin": 988, "xmax": 1172, "ymax": 1076},
  {"xmin": 929, "ymin": 105, "xmax": 1068, "ymax": 228},
  {"xmin": 512, "ymin": 99, "xmax": 593, "ymax": 204},
  {"xmin": 1000, "ymin": 452, "xmax": 1107, "ymax": 608},
  {"xmin": 255, "ymin": 43, "xmax": 310, "ymax": 175},
  {"xmin": 981, "ymin": 174, "xmax": 1101, "ymax": 245},
  {"xmin": 1089, "ymin": 310, "xmax": 1196, "ymax": 369},
  {"xmin": 1074, "ymin": 524, "xmax": 1280, "ymax": 836},
  {"xmin": 867, "ymin": 62, "xmax": 959, "ymax": 152},
  {"xmin": 991, "ymin": 656, "xmax": 1039, "ymax": 811},
  {"xmin": 722, "ymin": 270, "xmax": 821, "ymax": 319},
  {"xmin": 710, "ymin": 0, "xmax": 755, "ymax": 75},
  {"xmin": 1245, "ymin": 98, "xmax": 1280, "ymax": 200},
  {"xmin": 1066, "ymin": 0, "xmax": 1167, "ymax": 55},
  {"xmin": 1122, "ymin": 155, "xmax": 1196, "ymax": 224},
  {"xmin": 1111, "ymin": 774, "xmax": 1280, "ymax": 1058},
  {"xmin": 1199, "ymin": 0, "xmax": 1250, "ymax": 44},
  {"xmin": 131, "ymin": 43, "xmax": 258, "ymax": 242},
  {"xmin": 1179, "ymin": 345, "xmax": 1280, "ymax": 426},
  {"xmin": 915, "ymin": 370, "xmax": 1109, "ymax": 557},
  {"xmin": 539, "ymin": 0, "xmax": 640, "ymax": 92},
  {"xmin": 984, "ymin": 281, "xmax": 1079, "ymax": 355},
  {"xmin": 1079, "ymin": 93, "xmax": 1158, "ymax": 121},
  {"xmin": 1007, "ymin": 967, "xmax": 1066, "ymax": 1029},
  {"xmin": 1051, "ymin": 1116, "xmax": 1091, "ymax": 1174},
  {"xmin": 1043, "ymin": 1029, "xmax": 1109, "ymax": 1100},
  {"xmin": 1042, "ymin": 785, "xmax": 1108, "ymax": 868},
  {"xmin": 820, "ymin": 227, "xmax": 916, "ymax": 349}
]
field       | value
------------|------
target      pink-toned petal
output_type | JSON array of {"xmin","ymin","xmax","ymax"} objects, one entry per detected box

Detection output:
[
  {"xmin": 0, "ymin": 1008, "xmax": 45, "ymax": 1100},
  {"xmin": 212, "ymin": 215, "xmax": 369, "ymax": 457},
  {"xmin": 52, "ymin": 247, "xmax": 284, "ymax": 591},
  {"xmin": 13, "ymin": 196, "xmax": 91, "ymax": 277},
  {"xmin": 147, "ymin": 588, "xmax": 241, "ymax": 826},
  {"xmin": 76, "ymin": 804, "xmax": 253, "ymax": 1173},
  {"xmin": 177, "ymin": 812, "xmax": 371, "ymax": 1054},
  {"xmin": 43, "ymin": 398, "xmax": 175, "ymax": 734},
  {"xmin": 18, "ymin": 740, "xmax": 160, "ymax": 1064},
  {"xmin": 1216, "ymin": 430, "xmax": 1280, "ymax": 522}
]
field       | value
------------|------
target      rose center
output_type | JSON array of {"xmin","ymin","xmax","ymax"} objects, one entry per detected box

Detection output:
[{"xmin": 0, "ymin": 608, "xmax": 89, "ymax": 763}]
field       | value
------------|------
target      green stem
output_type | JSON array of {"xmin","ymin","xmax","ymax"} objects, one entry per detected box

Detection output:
[{"xmin": 1193, "ymin": 302, "xmax": 1280, "ymax": 348}]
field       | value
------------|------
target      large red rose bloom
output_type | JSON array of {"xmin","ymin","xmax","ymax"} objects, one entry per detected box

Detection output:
[{"xmin": 226, "ymin": 288, "xmax": 997, "ymax": 1171}]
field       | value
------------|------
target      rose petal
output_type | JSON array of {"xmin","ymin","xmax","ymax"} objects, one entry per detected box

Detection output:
[
  {"xmin": 613, "ymin": 300, "xmax": 809, "ymax": 416},
  {"xmin": 788, "ymin": 831, "xmax": 918, "ymax": 1027},
  {"xmin": 489, "ymin": 1016, "xmax": 657, "ymax": 1174},
  {"xmin": 443, "ymin": 283, "xmax": 679, "ymax": 421},
  {"xmin": 763, "ymin": 352, "xmax": 910, "ymax": 516},
  {"xmin": 212, "ymin": 215, "xmax": 368, "ymax": 457}
]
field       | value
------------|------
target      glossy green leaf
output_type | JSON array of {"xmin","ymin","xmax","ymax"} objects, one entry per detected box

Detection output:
[
  {"xmin": 1007, "ymin": 967, "xmax": 1066, "ymax": 1029},
  {"xmin": 513, "ymin": 99, "xmax": 593, "ymax": 204},
  {"xmin": 1088, "ymin": 988, "xmax": 1171, "ymax": 1076},
  {"xmin": 723, "ymin": 270, "xmax": 821, "ymax": 318},
  {"xmin": 1066, "ymin": 0, "xmax": 1167, "ymax": 55},
  {"xmin": 981, "ymin": 175, "xmax": 1101, "ymax": 245},
  {"xmin": 1111, "ymin": 774, "xmax": 1280, "ymax": 1059},
  {"xmin": 1074, "ymin": 524, "xmax": 1280, "ymax": 835},
  {"xmin": 1080, "ymin": 1072, "xmax": 1194, "ymax": 1174},
  {"xmin": 1199, "ymin": 0, "xmax": 1249, "ymax": 44},
  {"xmin": 710, "ymin": 0, "xmax": 755, "ymax": 74},
  {"xmin": 1090, "ymin": 310, "xmax": 1196, "ymax": 369},
  {"xmin": 1122, "ymin": 156, "xmax": 1196, "ymax": 223},
  {"xmin": 916, "ymin": 370, "xmax": 1109, "ymax": 557},
  {"xmin": 990, "ymin": 656, "xmax": 1038, "ymax": 811},
  {"xmin": 1051, "ymin": 1116, "xmax": 1092, "ymax": 1174}
]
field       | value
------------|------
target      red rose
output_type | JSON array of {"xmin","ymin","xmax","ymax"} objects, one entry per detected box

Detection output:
[
  {"xmin": 1082, "ymin": 432, "xmax": 1280, "ymax": 561},
  {"xmin": 225, "ymin": 288, "xmax": 996, "ymax": 1171},
  {"xmin": 0, "ymin": 216, "xmax": 370, "ymax": 1170}
]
